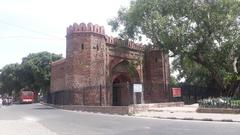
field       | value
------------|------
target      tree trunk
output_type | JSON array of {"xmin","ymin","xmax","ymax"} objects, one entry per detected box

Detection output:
[
  {"xmin": 192, "ymin": 52, "xmax": 226, "ymax": 96},
  {"xmin": 233, "ymin": 81, "xmax": 240, "ymax": 97}
]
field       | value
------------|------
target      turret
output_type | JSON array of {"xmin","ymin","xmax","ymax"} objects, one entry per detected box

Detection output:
[{"xmin": 65, "ymin": 22, "xmax": 107, "ymax": 105}]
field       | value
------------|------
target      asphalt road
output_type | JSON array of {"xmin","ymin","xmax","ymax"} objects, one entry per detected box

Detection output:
[{"xmin": 0, "ymin": 103, "xmax": 240, "ymax": 135}]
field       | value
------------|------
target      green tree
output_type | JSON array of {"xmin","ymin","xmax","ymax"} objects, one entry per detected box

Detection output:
[
  {"xmin": 0, "ymin": 63, "xmax": 22, "ymax": 95},
  {"xmin": 0, "ymin": 52, "xmax": 62, "ymax": 98},
  {"xmin": 109, "ymin": 0, "xmax": 240, "ymax": 96},
  {"xmin": 169, "ymin": 75, "xmax": 180, "ymax": 88},
  {"xmin": 21, "ymin": 51, "xmax": 62, "ymax": 96},
  {"xmin": 172, "ymin": 55, "xmax": 210, "ymax": 87}
]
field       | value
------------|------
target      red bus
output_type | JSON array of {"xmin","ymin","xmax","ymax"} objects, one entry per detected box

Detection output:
[{"xmin": 20, "ymin": 91, "xmax": 34, "ymax": 103}]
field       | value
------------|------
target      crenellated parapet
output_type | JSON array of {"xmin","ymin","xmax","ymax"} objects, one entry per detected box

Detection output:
[
  {"xmin": 105, "ymin": 35, "xmax": 144, "ymax": 51},
  {"xmin": 66, "ymin": 22, "xmax": 105, "ymax": 36},
  {"xmin": 66, "ymin": 22, "xmax": 144, "ymax": 51}
]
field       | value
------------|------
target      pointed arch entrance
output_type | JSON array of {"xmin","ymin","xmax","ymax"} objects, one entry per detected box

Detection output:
[{"xmin": 110, "ymin": 60, "xmax": 140, "ymax": 106}]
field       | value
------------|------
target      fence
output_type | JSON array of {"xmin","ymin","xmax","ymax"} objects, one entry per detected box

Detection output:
[
  {"xmin": 47, "ymin": 90, "xmax": 73, "ymax": 105},
  {"xmin": 48, "ymin": 84, "xmax": 221, "ymax": 105},
  {"xmin": 180, "ymin": 84, "xmax": 220, "ymax": 104}
]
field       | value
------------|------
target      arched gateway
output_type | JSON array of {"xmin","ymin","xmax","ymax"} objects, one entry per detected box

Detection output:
[
  {"xmin": 50, "ymin": 22, "xmax": 170, "ymax": 106},
  {"xmin": 111, "ymin": 60, "xmax": 140, "ymax": 106}
]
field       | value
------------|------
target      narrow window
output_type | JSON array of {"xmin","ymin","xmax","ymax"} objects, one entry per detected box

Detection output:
[
  {"xmin": 97, "ymin": 44, "xmax": 99, "ymax": 51},
  {"xmin": 81, "ymin": 43, "xmax": 84, "ymax": 50},
  {"xmin": 155, "ymin": 58, "xmax": 158, "ymax": 63}
]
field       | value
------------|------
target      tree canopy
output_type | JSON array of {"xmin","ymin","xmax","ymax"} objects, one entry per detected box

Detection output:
[
  {"xmin": 109, "ymin": 0, "xmax": 240, "ymax": 96},
  {"xmin": 0, "ymin": 63, "xmax": 22, "ymax": 95},
  {"xmin": 0, "ymin": 51, "xmax": 62, "ymax": 97}
]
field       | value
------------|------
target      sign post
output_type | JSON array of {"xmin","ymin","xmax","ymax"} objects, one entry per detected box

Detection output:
[
  {"xmin": 133, "ymin": 84, "xmax": 144, "ymax": 104},
  {"xmin": 133, "ymin": 84, "xmax": 143, "ymax": 93},
  {"xmin": 172, "ymin": 87, "xmax": 181, "ymax": 98}
]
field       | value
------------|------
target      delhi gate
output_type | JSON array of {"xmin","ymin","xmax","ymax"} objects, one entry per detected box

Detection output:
[{"xmin": 49, "ymin": 22, "xmax": 170, "ymax": 106}]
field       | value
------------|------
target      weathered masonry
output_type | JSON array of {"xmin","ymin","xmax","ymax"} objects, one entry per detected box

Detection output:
[{"xmin": 50, "ymin": 22, "xmax": 170, "ymax": 106}]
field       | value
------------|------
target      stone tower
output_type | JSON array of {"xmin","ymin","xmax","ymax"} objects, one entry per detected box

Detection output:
[
  {"xmin": 65, "ymin": 23, "xmax": 107, "ymax": 105},
  {"xmin": 144, "ymin": 47, "xmax": 170, "ymax": 103},
  {"xmin": 50, "ymin": 22, "xmax": 170, "ymax": 106}
]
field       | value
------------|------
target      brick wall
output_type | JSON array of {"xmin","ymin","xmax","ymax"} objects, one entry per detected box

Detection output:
[
  {"xmin": 45, "ymin": 102, "xmax": 184, "ymax": 115},
  {"xmin": 50, "ymin": 59, "xmax": 66, "ymax": 92},
  {"xmin": 144, "ymin": 48, "xmax": 170, "ymax": 103},
  {"xmin": 50, "ymin": 22, "xmax": 170, "ymax": 106}
]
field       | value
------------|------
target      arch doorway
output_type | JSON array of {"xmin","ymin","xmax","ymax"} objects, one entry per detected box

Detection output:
[
  {"xmin": 111, "ymin": 60, "xmax": 140, "ymax": 106},
  {"xmin": 112, "ymin": 74, "xmax": 132, "ymax": 106}
]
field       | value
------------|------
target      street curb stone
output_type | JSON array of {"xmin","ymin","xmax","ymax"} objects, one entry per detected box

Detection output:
[{"xmin": 137, "ymin": 115, "xmax": 239, "ymax": 123}]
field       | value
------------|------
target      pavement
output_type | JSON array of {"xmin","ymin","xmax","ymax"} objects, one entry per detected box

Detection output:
[
  {"xmin": 0, "ymin": 119, "xmax": 57, "ymax": 135},
  {"xmin": 1, "ymin": 103, "xmax": 240, "ymax": 135},
  {"xmin": 133, "ymin": 104, "xmax": 240, "ymax": 122},
  {"xmin": 43, "ymin": 102, "xmax": 240, "ymax": 123}
]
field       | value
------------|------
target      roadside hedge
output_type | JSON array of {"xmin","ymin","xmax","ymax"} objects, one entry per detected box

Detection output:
[{"xmin": 198, "ymin": 97, "xmax": 240, "ymax": 109}]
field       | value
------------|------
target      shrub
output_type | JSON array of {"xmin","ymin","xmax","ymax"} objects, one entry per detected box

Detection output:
[{"xmin": 198, "ymin": 97, "xmax": 240, "ymax": 109}]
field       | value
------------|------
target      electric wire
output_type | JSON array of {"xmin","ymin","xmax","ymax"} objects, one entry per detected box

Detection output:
[{"xmin": 0, "ymin": 19, "xmax": 65, "ymax": 40}]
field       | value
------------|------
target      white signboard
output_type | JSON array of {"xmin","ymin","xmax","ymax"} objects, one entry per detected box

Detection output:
[{"xmin": 134, "ymin": 84, "xmax": 143, "ymax": 92}]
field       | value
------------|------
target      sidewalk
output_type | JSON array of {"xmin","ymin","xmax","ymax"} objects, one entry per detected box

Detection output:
[
  {"xmin": 133, "ymin": 104, "xmax": 240, "ymax": 122},
  {"xmin": 0, "ymin": 119, "xmax": 57, "ymax": 135}
]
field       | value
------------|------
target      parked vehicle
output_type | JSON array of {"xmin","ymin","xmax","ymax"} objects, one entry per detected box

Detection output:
[
  {"xmin": 20, "ymin": 91, "xmax": 34, "ymax": 104},
  {"xmin": 0, "ymin": 97, "xmax": 2, "ymax": 106},
  {"xmin": 2, "ymin": 96, "xmax": 13, "ymax": 105}
]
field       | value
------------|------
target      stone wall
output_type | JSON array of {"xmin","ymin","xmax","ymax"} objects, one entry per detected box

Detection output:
[
  {"xmin": 44, "ymin": 102, "xmax": 184, "ymax": 115},
  {"xmin": 63, "ymin": 105, "xmax": 130, "ymax": 115},
  {"xmin": 50, "ymin": 22, "xmax": 170, "ymax": 106},
  {"xmin": 64, "ymin": 23, "xmax": 107, "ymax": 105},
  {"xmin": 50, "ymin": 59, "xmax": 66, "ymax": 92},
  {"xmin": 197, "ymin": 108, "xmax": 240, "ymax": 114},
  {"xmin": 144, "ymin": 48, "xmax": 170, "ymax": 103},
  {"xmin": 129, "ymin": 102, "xmax": 184, "ymax": 114}
]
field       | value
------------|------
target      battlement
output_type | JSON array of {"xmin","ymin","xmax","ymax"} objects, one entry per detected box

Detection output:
[
  {"xmin": 51, "ymin": 59, "xmax": 66, "ymax": 66},
  {"xmin": 105, "ymin": 35, "xmax": 144, "ymax": 51},
  {"xmin": 66, "ymin": 22, "xmax": 144, "ymax": 51},
  {"xmin": 67, "ymin": 22, "xmax": 105, "ymax": 35}
]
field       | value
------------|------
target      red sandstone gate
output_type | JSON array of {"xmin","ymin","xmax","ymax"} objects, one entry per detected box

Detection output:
[
  {"xmin": 50, "ymin": 22, "xmax": 170, "ymax": 106},
  {"xmin": 110, "ymin": 60, "xmax": 141, "ymax": 106}
]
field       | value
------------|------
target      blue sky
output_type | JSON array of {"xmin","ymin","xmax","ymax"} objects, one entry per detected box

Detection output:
[{"xmin": 0, "ymin": 0, "xmax": 130, "ymax": 69}]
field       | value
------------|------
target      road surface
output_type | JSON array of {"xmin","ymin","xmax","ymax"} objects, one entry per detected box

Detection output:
[{"xmin": 0, "ymin": 103, "xmax": 239, "ymax": 135}]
